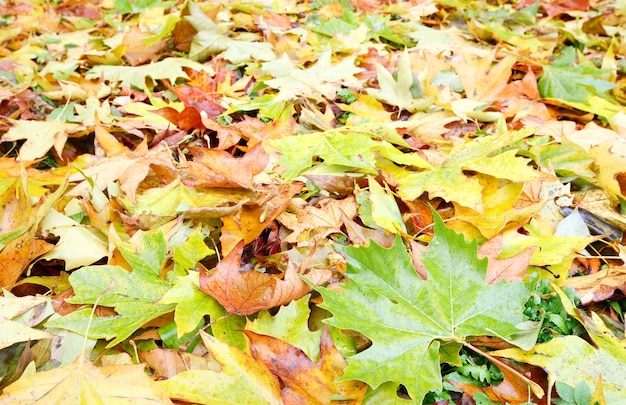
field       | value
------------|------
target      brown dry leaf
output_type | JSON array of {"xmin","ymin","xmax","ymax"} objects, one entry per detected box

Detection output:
[
  {"xmin": 199, "ymin": 241, "xmax": 331, "ymax": 315},
  {"xmin": 220, "ymin": 183, "xmax": 303, "ymax": 256},
  {"xmin": 182, "ymin": 142, "xmax": 269, "ymax": 189},
  {"xmin": 565, "ymin": 267, "xmax": 626, "ymax": 305},
  {"xmin": 478, "ymin": 235, "xmax": 536, "ymax": 283},
  {"xmin": 244, "ymin": 327, "xmax": 367, "ymax": 405},
  {"xmin": 139, "ymin": 348, "xmax": 212, "ymax": 379},
  {"xmin": 342, "ymin": 212, "xmax": 396, "ymax": 248},
  {"xmin": 278, "ymin": 196, "xmax": 358, "ymax": 244},
  {"xmin": 68, "ymin": 142, "xmax": 177, "ymax": 203},
  {"xmin": 0, "ymin": 357, "xmax": 173, "ymax": 404}
]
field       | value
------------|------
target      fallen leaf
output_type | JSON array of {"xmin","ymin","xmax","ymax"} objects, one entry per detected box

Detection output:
[
  {"xmin": 452, "ymin": 50, "xmax": 517, "ymax": 101},
  {"xmin": 158, "ymin": 331, "xmax": 282, "ymax": 405},
  {"xmin": 0, "ymin": 358, "xmax": 173, "ymax": 404},
  {"xmin": 365, "ymin": 50, "xmax": 433, "ymax": 113},
  {"xmin": 311, "ymin": 212, "xmax": 536, "ymax": 404},
  {"xmin": 122, "ymin": 26, "xmax": 167, "ymax": 66},
  {"xmin": 38, "ymin": 208, "xmax": 108, "ymax": 270},
  {"xmin": 244, "ymin": 327, "xmax": 367, "ymax": 405},
  {"xmin": 398, "ymin": 127, "xmax": 548, "ymax": 212},
  {"xmin": 450, "ymin": 358, "xmax": 547, "ymax": 405},
  {"xmin": 153, "ymin": 106, "xmax": 207, "ymax": 131},
  {"xmin": 492, "ymin": 335, "xmax": 626, "ymax": 404},
  {"xmin": 0, "ymin": 119, "xmax": 81, "ymax": 161},
  {"xmin": 246, "ymin": 294, "xmax": 322, "ymax": 361},
  {"xmin": 182, "ymin": 142, "xmax": 269, "ymax": 189},
  {"xmin": 278, "ymin": 196, "xmax": 358, "ymax": 244},
  {"xmin": 86, "ymin": 57, "xmax": 214, "ymax": 89},
  {"xmin": 220, "ymin": 183, "xmax": 302, "ymax": 256},
  {"xmin": 565, "ymin": 267, "xmax": 626, "ymax": 305},
  {"xmin": 0, "ymin": 294, "xmax": 54, "ymax": 350},
  {"xmin": 478, "ymin": 234, "xmax": 536, "ymax": 283},
  {"xmin": 46, "ymin": 231, "xmax": 176, "ymax": 346},
  {"xmin": 0, "ymin": 178, "xmax": 55, "ymax": 289},
  {"xmin": 200, "ymin": 241, "xmax": 331, "ymax": 315},
  {"xmin": 68, "ymin": 142, "xmax": 177, "ymax": 203}
]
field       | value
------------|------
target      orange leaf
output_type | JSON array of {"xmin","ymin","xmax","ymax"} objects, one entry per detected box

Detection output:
[
  {"xmin": 243, "ymin": 328, "xmax": 367, "ymax": 405},
  {"xmin": 278, "ymin": 196, "xmax": 358, "ymax": 244},
  {"xmin": 220, "ymin": 183, "xmax": 302, "ymax": 255},
  {"xmin": 0, "ymin": 179, "xmax": 53, "ymax": 289},
  {"xmin": 122, "ymin": 26, "xmax": 166, "ymax": 66},
  {"xmin": 0, "ymin": 238, "xmax": 53, "ymax": 290},
  {"xmin": 200, "ymin": 241, "xmax": 331, "ymax": 315},
  {"xmin": 182, "ymin": 142, "xmax": 269, "ymax": 189},
  {"xmin": 153, "ymin": 106, "xmax": 206, "ymax": 132}
]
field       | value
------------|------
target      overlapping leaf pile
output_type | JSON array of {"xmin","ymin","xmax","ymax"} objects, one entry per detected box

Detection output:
[{"xmin": 1, "ymin": 0, "xmax": 625, "ymax": 403}]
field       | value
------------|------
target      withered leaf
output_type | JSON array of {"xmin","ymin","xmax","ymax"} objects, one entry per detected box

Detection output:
[
  {"xmin": 244, "ymin": 327, "xmax": 367, "ymax": 405},
  {"xmin": 565, "ymin": 267, "xmax": 626, "ymax": 305},
  {"xmin": 200, "ymin": 241, "xmax": 331, "ymax": 315}
]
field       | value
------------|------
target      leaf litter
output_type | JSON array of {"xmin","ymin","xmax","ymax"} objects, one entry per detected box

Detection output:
[{"xmin": 1, "ymin": 0, "xmax": 626, "ymax": 404}]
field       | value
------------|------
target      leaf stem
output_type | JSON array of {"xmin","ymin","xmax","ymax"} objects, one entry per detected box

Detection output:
[{"xmin": 463, "ymin": 340, "xmax": 545, "ymax": 399}]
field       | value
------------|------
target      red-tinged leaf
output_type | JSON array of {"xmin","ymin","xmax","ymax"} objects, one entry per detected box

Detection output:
[
  {"xmin": 516, "ymin": 0, "xmax": 589, "ymax": 16},
  {"xmin": 565, "ymin": 267, "xmax": 626, "ymax": 305},
  {"xmin": 478, "ymin": 235, "xmax": 536, "ymax": 284},
  {"xmin": 497, "ymin": 68, "xmax": 542, "ymax": 100},
  {"xmin": 169, "ymin": 85, "xmax": 225, "ymax": 117},
  {"xmin": 56, "ymin": 3, "xmax": 101, "ymax": 20},
  {"xmin": 243, "ymin": 328, "xmax": 367, "ymax": 405},
  {"xmin": 153, "ymin": 106, "xmax": 206, "ymax": 132},
  {"xmin": 199, "ymin": 241, "xmax": 331, "ymax": 315}
]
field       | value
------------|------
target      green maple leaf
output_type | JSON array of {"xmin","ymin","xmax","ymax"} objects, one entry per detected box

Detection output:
[
  {"xmin": 311, "ymin": 211, "xmax": 534, "ymax": 404},
  {"xmin": 47, "ymin": 231, "xmax": 175, "ymax": 347},
  {"xmin": 538, "ymin": 47, "xmax": 616, "ymax": 106}
]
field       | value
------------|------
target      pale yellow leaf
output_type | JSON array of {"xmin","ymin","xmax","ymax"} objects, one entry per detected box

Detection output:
[
  {"xmin": 0, "ymin": 317, "xmax": 53, "ymax": 350},
  {"xmin": 0, "ymin": 120, "xmax": 81, "ymax": 161},
  {"xmin": 0, "ymin": 358, "xmax": 173, "ymax": 404},
  {"xmin": 39, "ymin": 209, "xmax": 107, "ymax": 270}
]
